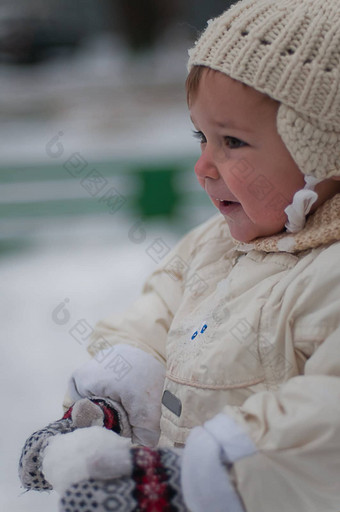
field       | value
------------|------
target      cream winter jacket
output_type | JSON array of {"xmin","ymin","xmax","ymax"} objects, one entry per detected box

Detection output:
[{"xmin": 70, "ymin": 193, "xmax": 340, "ymax": 512}]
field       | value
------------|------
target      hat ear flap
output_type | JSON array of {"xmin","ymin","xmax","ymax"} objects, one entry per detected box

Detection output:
[{"xmin": 277, "ymin": 103, "xmax": 340, "ymax": 179}]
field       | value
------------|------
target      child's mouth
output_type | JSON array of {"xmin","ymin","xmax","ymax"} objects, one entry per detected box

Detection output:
[{"xmin": 217, "ymin": 199, "xmax": 240, "ymax": 215}]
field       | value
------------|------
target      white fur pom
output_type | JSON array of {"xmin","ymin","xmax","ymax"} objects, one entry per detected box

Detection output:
[{"xmin": 42, "ymin": 427, "xmax": 132, "ymax": 494}]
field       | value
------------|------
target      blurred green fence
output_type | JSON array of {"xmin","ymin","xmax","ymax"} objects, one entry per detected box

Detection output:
[{"xmin": 0, "ymin": 155, "xmax": 210, "ymax": 225}]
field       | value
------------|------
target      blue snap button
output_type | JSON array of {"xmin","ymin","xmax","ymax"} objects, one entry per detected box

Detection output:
[{"xmin": 200, "ymin": 323, "xmax": 208, "ymax": 334}]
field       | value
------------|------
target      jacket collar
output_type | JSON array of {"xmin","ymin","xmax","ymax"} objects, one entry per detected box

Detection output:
[{"xmin": 235, "ymin": 193, "xmax": 340, "ymax": 254}]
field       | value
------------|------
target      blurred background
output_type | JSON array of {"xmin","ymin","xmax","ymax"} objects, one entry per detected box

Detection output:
[{"xmin": 0, "ymin": 1, "xmax": 237, "ymax": 510}]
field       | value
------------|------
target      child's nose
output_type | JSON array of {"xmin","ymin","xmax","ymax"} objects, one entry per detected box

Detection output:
[{"xmin": 194, "ymin": 147, "xmax": 220, "ymax": 181}]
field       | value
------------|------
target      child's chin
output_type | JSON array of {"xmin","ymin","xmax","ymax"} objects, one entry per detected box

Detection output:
[
  {"xmin": 225, "ymin": 221, "xmax": 257, "ymax": 243},
  {"xmin": 227, "ymin": 218, "xmax": 285, "ymax": 243}
]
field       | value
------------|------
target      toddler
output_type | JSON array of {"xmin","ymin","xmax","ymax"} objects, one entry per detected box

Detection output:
[{"xmin": 19, "ymin": 0, "xmax": 340, "ymax": 511}]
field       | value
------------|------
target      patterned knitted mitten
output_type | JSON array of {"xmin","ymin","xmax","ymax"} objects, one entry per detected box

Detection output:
[
  {"xmin": 19, "ymin": 417, "xmax": 76, "ymax": 491},
  {"xmin": 19, "ymin": 398, "xmax": 129, "ymax": 492},
  {"xmin": 59, "ymin": 446, "xmax": 188, "ymax": 512}
]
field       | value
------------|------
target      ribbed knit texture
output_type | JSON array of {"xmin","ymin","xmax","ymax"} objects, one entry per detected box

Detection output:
[{"xmin": 188, "ymin": 0, "xmax": 340, "ymax": 179}]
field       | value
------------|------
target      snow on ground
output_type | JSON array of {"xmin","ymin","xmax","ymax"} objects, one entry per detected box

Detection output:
[{"xmin": 0, "ymin": 213, "xmax": 189, "ymax": 511}]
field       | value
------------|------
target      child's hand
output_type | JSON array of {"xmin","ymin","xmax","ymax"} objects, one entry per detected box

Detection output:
[
  {"xmin": 18, "ymin": 397, "xmax": 131, "ymax": 492},
  {"xmin": 68, "ymin": 344, "xmax": 166, "ymax": 448}
]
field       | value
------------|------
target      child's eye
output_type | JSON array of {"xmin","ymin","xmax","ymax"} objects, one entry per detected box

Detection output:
[
  {"xmin": 192, "ymin": 130, "xmax": 207, "ymax": 144},
  {"xmin": 192, "ymin": 131, "xmax": 247, "ymax": 149},
  {"xmin": 225, "ymin": 136, "xmax": 247, "ymax": 149}
]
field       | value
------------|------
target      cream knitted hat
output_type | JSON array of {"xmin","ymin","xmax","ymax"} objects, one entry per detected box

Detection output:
[{"xmin": 188, "ymin": 0, "xmax": 340, "ymax": 180}]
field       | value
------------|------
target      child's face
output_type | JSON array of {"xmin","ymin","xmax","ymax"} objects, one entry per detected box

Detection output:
[{"xmin": 190, "ymin": 69, "xmax": 306, "ymax": 242}]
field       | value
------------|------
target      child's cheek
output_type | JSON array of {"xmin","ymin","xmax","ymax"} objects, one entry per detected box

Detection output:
[{"xmin": 221, "ymin": 171, "xmax": 245, "ymax": 199}]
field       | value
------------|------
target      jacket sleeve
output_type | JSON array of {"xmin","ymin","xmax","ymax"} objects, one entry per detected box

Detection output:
[{"xmin": 218, "ymin": 324, "xmax": 340, "ymax": 512}]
